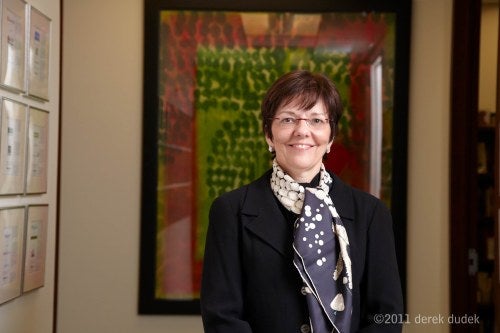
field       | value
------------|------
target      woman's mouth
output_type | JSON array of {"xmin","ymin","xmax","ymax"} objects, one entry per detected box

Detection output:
[{"xmin": 289, "ymin": 144, "xmax": 313, "ymax": 149}]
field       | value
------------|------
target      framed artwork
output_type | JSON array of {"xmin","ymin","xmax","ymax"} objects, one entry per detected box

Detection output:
[
  {"xmin": 0, "ymin": 206, "xmax": 25, "ymax": 305},
  {"xmin": 0, "ymin": 0, "xmax": 26, "ymax": 92},
  {"xmin": 26, "ymin": 6, "xmax": 50, "ymax": 101},
  {"xmin": 140, "ymin": 0, "xmax": 411, "ymax": 314},
  {"xmin": 22, "ymin": 204, "xmax": 48, "ymax": 292},
  {"xmin": 25, "ymin": 107, "xmax": 48, "ymax": 194},
  {"xmin": 0, "ymin": 98, "xmax": 27, "ymax": 195}
]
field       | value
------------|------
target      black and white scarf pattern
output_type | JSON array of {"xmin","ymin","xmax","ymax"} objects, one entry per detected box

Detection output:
[{"xmin": 270, "ymin": 160, "xmax": 353, "ymax": 333}]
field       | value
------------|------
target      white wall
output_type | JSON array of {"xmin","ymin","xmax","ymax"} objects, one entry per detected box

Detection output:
[{"xmin": 58, "ymin": 0, "xmax": 452, "ymax": 333}]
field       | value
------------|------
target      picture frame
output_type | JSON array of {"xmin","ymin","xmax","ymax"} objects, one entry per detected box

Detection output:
[
  {"xmin": 25, "ymin": 107, "xmax": 48, "ymax": 194},
  {"xmin": 0, "ymin": 98, "xmax": 27, "ymax": 195},
  {"xmin": 22, "ymin": 204, "xmax": 48, "ymax": 293},
  {"xmin": 0, "ymin": 0, "xmax": 27, "ymax": 92},
  {"xmin": 26, "ymin": 6, "xmax": 50, "ymax": 101},
  {"xmin": 140, "ymin": 0, "xmax": 411, "ymax": 314},
  {"xmin": 0, "ymin": 206, "xmax": 25, "ymax": 305}
]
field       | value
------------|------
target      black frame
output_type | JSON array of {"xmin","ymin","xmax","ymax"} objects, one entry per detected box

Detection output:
[{"xmin": 139, "ymin": 0, "xmax": 412, "ymax": 315}]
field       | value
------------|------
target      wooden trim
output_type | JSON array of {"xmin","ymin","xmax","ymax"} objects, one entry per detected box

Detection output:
[
  {"xmin": 494, "ymin": 3, "xmax": 500, "ymax": 330},
  {"xmin": 450, "ymin": 0, "xmax": 481, "ymax": 329}
]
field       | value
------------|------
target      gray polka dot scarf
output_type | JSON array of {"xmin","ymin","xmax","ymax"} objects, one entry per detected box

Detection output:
[{"xmin": 270, "ymin": 160, "xmax": 353, "ymax": 333}]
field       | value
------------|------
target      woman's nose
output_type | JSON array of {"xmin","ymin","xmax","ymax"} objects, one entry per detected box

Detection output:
[{"xmin": 293, "ymin": 119, "xmax": 310, "ymax": 136}]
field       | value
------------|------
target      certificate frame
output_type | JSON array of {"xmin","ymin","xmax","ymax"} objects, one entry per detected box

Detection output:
[
  {"xmin": 140, "ymin": 0, "xmax": 411, "ymax": 314},
  {"xmin": 0, "ymin": 206, "xmax": 25, "ymax": 305},
  {"xmin": 0, "ymin": 98, "xmax": 27, "ymax": 195},
  {"xmin": 0, "ymin": 0, "xmax": 27, "ymax": 92},
  {"xmin": 25, "ymin": 107, "xmax": 48, "ymax": 194},
  {"xmin": 26, "ymin": 6, "xmax": 50, "ymax": 101},
  {"xmin": 22, "ymin": 204, "xmax": 48, "ymax": 292}
]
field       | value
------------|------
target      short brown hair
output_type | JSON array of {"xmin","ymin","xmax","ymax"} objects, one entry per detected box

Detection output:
[{"xmin": 261, "ymin": 70, "xmax": 343, "ymax": 141}]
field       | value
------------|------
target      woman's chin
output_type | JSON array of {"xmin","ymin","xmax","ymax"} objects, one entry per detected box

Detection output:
[{"xmin": 277, "ymin": 156, "xmax": 322, "ymax": 176}]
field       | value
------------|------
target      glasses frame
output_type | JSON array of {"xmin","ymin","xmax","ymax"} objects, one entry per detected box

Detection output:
[{"xmin": 270, "ymin": 116, "xmax": 333, "ymax": 128}]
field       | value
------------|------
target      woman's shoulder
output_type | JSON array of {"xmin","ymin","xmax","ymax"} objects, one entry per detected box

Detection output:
[
  {"xmin": 212, "ymin": 169, "xmax": 272, "ymax": 208},
  {"xmin": 328, "ymin": 170, "xmax": 389, "ymax": 212}
]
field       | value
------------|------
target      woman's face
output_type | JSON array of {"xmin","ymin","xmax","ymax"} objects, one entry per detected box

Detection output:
[{"xmin": 266, "ymin": 100, "xmax": 333, "ymax": 182}]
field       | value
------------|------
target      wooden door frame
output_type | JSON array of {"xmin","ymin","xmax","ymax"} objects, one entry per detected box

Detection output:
[{"xmin": 450, "ymin": 0, "xmax": 481, "ymax": 329}]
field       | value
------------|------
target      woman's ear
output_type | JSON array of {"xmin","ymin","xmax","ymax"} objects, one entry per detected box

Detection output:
[
  {"xmin": 265, "ymin": 135, "xmax": 273, "ymax": 148},
  {"xmin": 327, "ymin": 140, "xmax": 333, "ymax": 154}
]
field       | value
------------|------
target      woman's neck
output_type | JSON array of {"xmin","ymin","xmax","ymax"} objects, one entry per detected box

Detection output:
[
  {"xmin": 285, "ymin": 168, "xmax": 320, "ymax": 183},
  {"xmin": 299, "ymin": 172, "xmax": 321, "ymax": 188},
  {"xmin": 282, "ymin": 165, "xmax": 322, "ymax": 183}
]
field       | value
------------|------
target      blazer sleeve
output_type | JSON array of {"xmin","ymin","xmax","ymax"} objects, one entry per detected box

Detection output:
[
  {"xmin": 358, "ymin": 200, "xmax": 404, "ymax": 333},
  {"xmin": 200, "ymin": 192, "xmax": 253, "ymax": 333}
]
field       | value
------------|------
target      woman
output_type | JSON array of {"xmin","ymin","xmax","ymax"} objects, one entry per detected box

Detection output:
[{"xmin": 200, "ymin": 70, "xmax": 403, "ymax": 333}]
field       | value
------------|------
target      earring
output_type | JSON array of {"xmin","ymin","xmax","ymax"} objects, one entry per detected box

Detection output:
[
  {"xmin": 326, "ymin": 136, "xmax": 335, "ymax": 154},
  {"xmin": 268, "ymin": 145, "xmax": 274, "ymax": 153}
]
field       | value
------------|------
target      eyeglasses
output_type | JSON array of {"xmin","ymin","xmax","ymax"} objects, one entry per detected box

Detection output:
[{"xmin": 270, "ymin": 116, "xmax": 332, "ymax": 129}]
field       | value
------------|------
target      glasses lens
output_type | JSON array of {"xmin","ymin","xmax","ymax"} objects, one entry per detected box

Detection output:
[{"xmin": 274, "ymin": 117, "xmax": 329, "ymax": 128}]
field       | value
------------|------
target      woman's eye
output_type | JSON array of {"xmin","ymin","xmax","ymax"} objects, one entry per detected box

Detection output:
[
  {"xmin": 281, "ymin": 117, "xmax": 295, "ymax": 124},
  {"xmin": 312, "ymin": 118, "xmax": 323, "ymax": 124}
]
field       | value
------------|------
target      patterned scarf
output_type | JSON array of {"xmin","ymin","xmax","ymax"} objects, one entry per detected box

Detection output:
[{"xmin": 270, "ymin": 160, "xmax": 353, "ymax": 333}]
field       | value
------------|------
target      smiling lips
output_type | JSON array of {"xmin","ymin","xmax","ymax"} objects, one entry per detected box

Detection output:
[{"xmin": 289, "ymin": 144, "xmax": 315, "ymax": 149}]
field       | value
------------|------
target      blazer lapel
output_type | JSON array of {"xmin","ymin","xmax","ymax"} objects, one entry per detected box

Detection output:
[
  {"xmin": 330, "ymin": 173, "xmax": 354, "ymax": 221},
  {"xmin": 239, "ymin": 170, "xmax": 355, "ymax": 259},
  {"xmin": 241, "ymin": 170, "xmax": 291, "ymax": 258}
]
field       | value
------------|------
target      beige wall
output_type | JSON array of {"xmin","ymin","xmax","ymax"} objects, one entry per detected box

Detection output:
[
  {"xmin": 405, "ymin": 0, "xmax": 451, "ymax": 332},
  {"xmin": 58, "ymin": 0, "xmax": 452, "ymax": 332}
]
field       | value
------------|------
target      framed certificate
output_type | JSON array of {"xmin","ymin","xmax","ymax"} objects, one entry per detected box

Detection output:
[
  {"xmin": 0, "ymin": 98, "xmax": 27, "ymax": 195},
  {"xmin": 26, "ymin": 7, "xmax": 50, "ymax": 100},
  {"xmin": 0, "ymin": 0, "xmax": 26, "ymax": 92},
  {"xmin": 25, "ymin": 107, "xmax": 48, "ymax": 194},
  {"xmin": 22, "ymin": 204, "xmax": 48, "ymax": 292},
  {"xmin": 0, "ymin": 206, "xmax": 25, "ymax": 304}
]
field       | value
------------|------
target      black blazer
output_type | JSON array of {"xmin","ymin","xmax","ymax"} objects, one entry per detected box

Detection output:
[{"xmin": 200, "ymin": 169, "xmax": 403, "ymax": 333}]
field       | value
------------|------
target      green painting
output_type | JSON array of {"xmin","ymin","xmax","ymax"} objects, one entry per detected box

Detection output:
[{"xmin": 153, "ymin": 10, "xmax": 395, "ymax": 301}]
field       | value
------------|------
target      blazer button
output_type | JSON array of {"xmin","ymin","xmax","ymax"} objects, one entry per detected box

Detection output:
[{"xmin": 300, "ymin": 324, "xmax": 311, "ymax": 333}]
